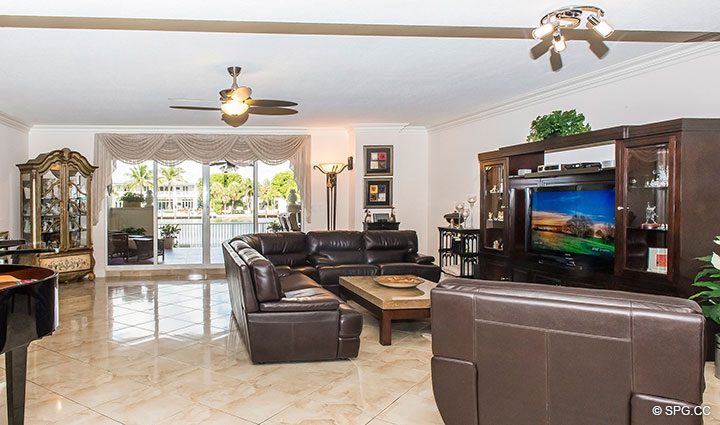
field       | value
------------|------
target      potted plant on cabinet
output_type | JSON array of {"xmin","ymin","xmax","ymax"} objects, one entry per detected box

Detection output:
[
  {"xmin": 689, "ymin": 235, "xmax": 720, "ymax": 378},
  {"xmin": 120, "ymin": 192, "xmax": 145, "ymax": 208},
  {"xmin": 527, "ymin": 109, "xmax": 592, "ymax": 142},
  {"xmin": 160, "ymin": 224, "xmax": 181, "ymax": 249}
]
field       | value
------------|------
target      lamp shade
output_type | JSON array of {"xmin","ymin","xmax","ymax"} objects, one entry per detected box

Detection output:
[
  {"xmin": 220, "ymin": 99, "xmax": 249, "ymax": 116},
  {"xmin": 315, "ymin": 163, "xmax": 347, "ymax": 174}
]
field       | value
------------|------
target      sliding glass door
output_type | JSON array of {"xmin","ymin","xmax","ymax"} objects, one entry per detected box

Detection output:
[{"xmin": 107, "ymin": 160, "xmax": 299, "ymax": 267}]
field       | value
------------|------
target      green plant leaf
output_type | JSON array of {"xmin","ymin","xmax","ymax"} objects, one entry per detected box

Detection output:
[
  {"xmin": 701, "ymin": 303, "xmax": 720, "ymax": 325},
  {"xmin": 696, "ymin": 255, "xmax": 713, "ymax": 263},
  {"xmin": 694, "ymin": 267, "xmax": 720, "ymax": 282},
  {"xmin": 692, "ymin": 280, "xmax": 720, "ymax": 290}
]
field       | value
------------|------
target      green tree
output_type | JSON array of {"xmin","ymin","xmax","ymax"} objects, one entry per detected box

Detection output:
[
  {"xmin": 125, "ymin": 164, "xmax": 153, "ymax": 193},
  {"xmin": 208, "ymin": 172, "xmax": 252, "ymax": 215},
  {"xmin": 258, "ymin": 178, "xmax": 275, "ymax": 216},
  {"xmin": 158, "ymin": 165, "xmax": 186, "ymax": 212},
  {"xmin": 270, "ymin": 170, "xmax": 298, "ymax": 199}
]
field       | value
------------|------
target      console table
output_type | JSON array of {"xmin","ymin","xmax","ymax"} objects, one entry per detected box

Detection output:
[{"xmin": 363, "ymin": 221, "xmax": 400, "ymax": 231}]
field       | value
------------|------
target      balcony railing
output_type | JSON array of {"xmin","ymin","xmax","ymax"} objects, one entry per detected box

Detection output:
[{"xmin": 160, "ymin": 221, "xmax": 271, "ymax": 247}]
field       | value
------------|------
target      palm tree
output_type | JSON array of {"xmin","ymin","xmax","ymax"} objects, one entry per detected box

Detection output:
[
  {"xmin": 258, "ymin": 179, "xmax": 275, "ymax": 218},
  {"xmin": 125, "ymin": 164, "xmax": 153, "ymax": 193},
  {"xmin": 159, "ymin": 165, "xmax": 186, "ymax": 213}
]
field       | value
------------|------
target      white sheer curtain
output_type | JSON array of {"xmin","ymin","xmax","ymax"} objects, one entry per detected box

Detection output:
[{"xmin": 91, "ymin": 133, "xmax": 311, "ymax": 225}]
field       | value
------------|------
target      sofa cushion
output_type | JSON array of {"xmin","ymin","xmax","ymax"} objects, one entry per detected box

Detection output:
[
  {"xmin": 378, "ymin": 263, "xmax": 441, "ymax": 282},
  {"xmin": 280, "ymin": 272, "xmax": 322, "ymax": 293},
  {"xmin": 239, "ymin": 233, "xmax": 309, "ymax": 267},
  {"xmin": 259, "ymin": 289, "xmax": 340, "ymax": 312},
  {"xmin": 363, "ymin": 230, "xmax": 419, "ymax": 264},
  {"xmin": 291, "ymin": 265, "xmax": 319, "ymax": 282},
  {"xmin": 307, "ymin": 231, "xmax": 365, "ymax": 265},
  {"xmin": 317, "ymin": 264, "xmax": 379, "ymax": 286},
  {"xmin": 235, "ymin": 243, "xmax": 284, "ymax": 303}
]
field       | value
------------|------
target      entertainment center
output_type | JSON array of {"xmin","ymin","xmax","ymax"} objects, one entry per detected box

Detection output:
[{"xmin": 473, "ymin": 118, "xmax": 720, "ymax": 297}]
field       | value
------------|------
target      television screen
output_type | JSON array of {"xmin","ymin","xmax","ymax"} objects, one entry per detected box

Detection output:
[{"xmin": 530, "ymin": 188, "xmax": 615, "ymax": 258}]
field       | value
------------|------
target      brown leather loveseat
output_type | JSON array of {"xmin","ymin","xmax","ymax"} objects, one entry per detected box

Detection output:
[
  {"xmin": 431, "ymin": 278, "xmax": 707, "ymax": 425},
  {"xmin": 222, "ymin": 238, "xmax": 363, "ymax": 363}
]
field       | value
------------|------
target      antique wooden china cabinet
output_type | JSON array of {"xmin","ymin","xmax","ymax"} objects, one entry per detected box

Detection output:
[{"xmin": 17, "ymin": 148, "xmax": 98, "ymax": 281}]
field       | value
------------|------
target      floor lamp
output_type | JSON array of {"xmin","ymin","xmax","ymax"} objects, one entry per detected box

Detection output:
[{"xmin": 314, "ymin": 157, "xmax": 353, "ymax": 230}]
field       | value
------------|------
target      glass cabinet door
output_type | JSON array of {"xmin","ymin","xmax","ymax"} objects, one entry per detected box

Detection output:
[
  {"xmin": 21, "ymin": 172, "xmax": 34, "ymax": 242},
  {"xmin": 40, "ymin": 164, "xmax": 63, "ymax": 249},
  {"xmin": 67, "ymin": 166, "xmax": 90, "ymax": 249},
  {"xmin": 481, "ymin": 160, "xmax": 507, "ymax": 251},
  {"xmin": 618, "ymin": 138, "xmax": 675, "ymax": 277}
]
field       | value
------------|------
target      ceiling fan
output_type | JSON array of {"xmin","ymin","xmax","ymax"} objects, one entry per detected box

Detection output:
[{"xmin": 169, "ymin": 66, "xmax": 298, "ymax": 127}]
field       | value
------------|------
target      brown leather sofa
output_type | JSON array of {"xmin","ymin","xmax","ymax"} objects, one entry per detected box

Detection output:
[
  {"xmin": 238, "ymin": 230, "xmax": 441, "ymax": 295},
  {"xmin": 431, "ymin": 278, "xmax": 707, "ymax": 425},
  {"xmin": 222, "ymin": 238, "xmax": 363, "ymax": 363}
]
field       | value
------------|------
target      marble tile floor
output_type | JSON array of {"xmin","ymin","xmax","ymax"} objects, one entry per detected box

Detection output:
[{"xmin": 0, "ymin": 276, "xmax": 717, "ymax": 425}]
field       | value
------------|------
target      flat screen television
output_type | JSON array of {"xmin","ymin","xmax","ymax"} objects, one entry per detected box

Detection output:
[{"xmin": 529, "ymin": 186, "xmax": 615, "ymax": 259}]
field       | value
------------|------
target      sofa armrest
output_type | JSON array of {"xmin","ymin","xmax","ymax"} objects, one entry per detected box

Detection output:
[
  {"xmin": 259, "ymin": 293, "xmax": 340, "ymax": 312},
  {"xmin": 407, "ymin": 252, "xmax": 435, "ymax": 264},
  {"xmin": 274, "ymin": 265, "xmax": 293, "ymax": 277}
]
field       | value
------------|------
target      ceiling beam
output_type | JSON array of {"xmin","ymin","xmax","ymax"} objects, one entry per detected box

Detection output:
[{"xmin": 1, "ymin": 15, "xmax": 719, "ymax": 42}]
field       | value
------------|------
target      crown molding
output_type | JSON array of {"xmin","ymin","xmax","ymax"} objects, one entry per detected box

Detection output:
[
  {"xmin": 0, "ymin": 111, "xmax": 31, "ymax": 132},
  {"xmin": 429, "ymin": 43, "xmax": 720, "ymax": 133},
  {"xmin": 27, "ymin": 124, "xmax": 332, "ymax": 135},
  {"xmin": 350, "ymin": 123, "xmax": 411, "ymax": 133}
]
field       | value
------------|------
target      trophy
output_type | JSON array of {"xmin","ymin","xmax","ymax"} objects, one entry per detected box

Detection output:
[{"xmin": 641, "ymin": 202, "xmax": 660, "ymax": 229}]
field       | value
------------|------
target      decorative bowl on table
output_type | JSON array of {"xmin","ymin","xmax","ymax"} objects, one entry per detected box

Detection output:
[{"xmin": 373, "ymin": 275, "xmax": 424, "ymax": 289}]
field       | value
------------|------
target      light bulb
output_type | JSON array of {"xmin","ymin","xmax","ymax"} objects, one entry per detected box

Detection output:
[
  {"xmin": 552, "ymin": 31, "xmax": 567, "ymax": 53},
  {"xmin": 220, "ymin": 99, "xmax": 249, "ymax": 115},
  {"xmin": 532, "ymin": 22, "xmax": 555, "ymax": 40},
  {"xmin": 587, "ymin": 15, "xmax": 614, "ymax": 38}
]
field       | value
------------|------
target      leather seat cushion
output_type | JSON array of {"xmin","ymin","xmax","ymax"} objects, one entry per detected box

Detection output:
[
  {"xmin": 307, "ymin": 231, "xmax": 365, "ymax": 265},
  {"xmin": 317, "ymin": 264, "xmax": 379, "ymax": 286},
  {"xmin": 280, "ymin": 272, "xmax": 322, "ymax": 293},
  {"xmin": 259, "ymin": 288, "xmax": 340, "ymax": 312},
  {"xmin": 239, "ymin": 233, "xmax": 309, "ymax": 267},
  {"xmin": 363, "ymin": 230, "xmax": 418, "ymax": 264},
  {"xmin": 291, "ymin": 265, "xmax": 319, "ymax": 281},
  {"xmin": 378, "ymin": 263, "xmax": 441, "ymax": 282}
]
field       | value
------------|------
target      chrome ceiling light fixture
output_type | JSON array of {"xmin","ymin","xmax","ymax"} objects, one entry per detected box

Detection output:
[{"xmin": 533, "ymin": 5, "xmax": 614, "ymax": 53}]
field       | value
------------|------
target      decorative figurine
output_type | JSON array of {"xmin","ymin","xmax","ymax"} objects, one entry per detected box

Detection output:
[
  {"xmin": 489, "ymin": 185, "xmax": 498, "ymax": 194},
  {"xmin": 497, "ymin": 211, "xmax": 504, "ymax": 222},
  {"xmin": 641, "ymin": 202, "xmax": 660, "ymax": 229},
  {"xmin": 145, "ymin": 189, "xmax": 154, "ymax": 207},
  {"xmin": 363, "ymin": 209, "xmax": 372, "ymax": 223},
  {"xmin": 389, "ymin": 206, "xmax": 397, "ymax": 223},
  {"xmin": 455, "ymin": 202, "xmax": 466, "ymax": 228}
]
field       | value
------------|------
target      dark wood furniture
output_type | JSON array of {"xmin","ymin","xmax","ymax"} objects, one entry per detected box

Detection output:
[
  {"xmin": 363, "ymin": 221, "xmax": 400, "ymax": 231},
  {"xmin": 474, "ymin": 118, "xmax": 720, "ymax": 299},
  {"xmin": 0, "ymin": 264, "xmax": 58, "ymax": 425},
  {"xmin": 339, "ymin": 275, "xmax": 433, "ymax": 345},
  {"xmin": 438, "ymin": 227, "xmax": 481, "ymax": 278}
]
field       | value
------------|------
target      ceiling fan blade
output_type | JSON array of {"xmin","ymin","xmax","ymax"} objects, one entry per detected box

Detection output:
[
  {"xmin": 248, "ymin": 107, "xmax": 298, "ymax": 116},
  {"xmin": 245, "ymin": 99, "xmax": 298, "ymax": 107},
  {"xmin": 221, "ymin": 113, "xmax": 250, "ymax": 127},
  {"xmin": 170, "ymin": 105, "xmax": 221, "ymax": 111}
]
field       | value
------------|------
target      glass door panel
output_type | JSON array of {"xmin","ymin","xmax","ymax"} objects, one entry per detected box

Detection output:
[
  {"xmin": 209, "ymin": 163, "xmax": 254, "ymax": 264},
  {"xmin": 157, "ymin": 161, "xmax": 203, "ymax": 265},
  {"xmin": 257, "ymin": 161, "xmax": 301, "ymax": 233},
  {"xmin": 21, "ymin": 172, "xmax": 33, "ymax": 242},
  {"xmin": 481, "ymin": 162, "xmax": 507, "ymax": 251},
  {"xmin": 621, "ymin": 142, "xmax": 672, "ymax": 275},
  {"xmin": 107, "ymin": 161, "xmax": 156, "ymax": 265},
  {"xmin": 67, "ymin": 166, "xmax": 89, "ymax": 248},
  {"xmin": 40, "ymin": 164, "xmax": 62, "ymax": 249}
]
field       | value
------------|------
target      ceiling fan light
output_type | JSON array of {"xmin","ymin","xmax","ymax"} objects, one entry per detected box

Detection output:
[
  {"xmin": 587, "ymin": 14, "xmax": 614, "ymax": 38},
  {"xmin": 532, "ymin": 22, "xmax": 555, "ymax": 40},
  {"xmin": 230, "ymin": 86, "xmax": 252, "ymax": 101},
  {"xmin": 552, "ymin": 31, "xmax": 567, "ymax": 53},
  {"xmin": 220, "ymin": 99, "xmax": 249, "ymax": 116}
]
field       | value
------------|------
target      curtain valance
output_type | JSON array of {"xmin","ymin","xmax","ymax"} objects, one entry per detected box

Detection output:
[{"xmin": 91, "ymin": 133, "xmax": 311, "ymax": 225}]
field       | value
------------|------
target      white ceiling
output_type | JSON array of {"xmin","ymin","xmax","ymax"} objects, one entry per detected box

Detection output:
[{"xmin": 1, "ymin": 1, "xmax": 719, "ymax": 127}]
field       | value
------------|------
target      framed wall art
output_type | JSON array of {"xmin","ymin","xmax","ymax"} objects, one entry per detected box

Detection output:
[
  {"xmin": 364, "ymin": 178, "xmax": 393, "ymax": 208},
  {"xmin": 363, "ymin": 145, "xmax": 393, "ymax": 176}
]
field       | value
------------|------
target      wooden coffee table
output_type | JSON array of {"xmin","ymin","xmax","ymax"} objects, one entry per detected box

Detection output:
[{"xmin": 339, "ymin": 275, "xmax": 435, "ymax": 346}]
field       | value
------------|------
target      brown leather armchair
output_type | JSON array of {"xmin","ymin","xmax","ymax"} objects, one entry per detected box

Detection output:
[{"xmin": 431, "ymin": 278, "xmax": 707, "ymax": 425}]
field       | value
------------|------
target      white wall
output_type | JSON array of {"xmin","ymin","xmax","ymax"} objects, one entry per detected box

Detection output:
[
  {"xmin": 427, "ymin": 45, "xmax": 720, "ymax": 257},
  {"xmin": 27, "ymin": 126, "xmax": 352, "ymax": 276},
  {"xmin": 0, "ymin": 120, "xmax": 29, "ymax": 237},
  {"xmin": 351, "ymin": 125, "xmax": 431, "ymax": 253}
]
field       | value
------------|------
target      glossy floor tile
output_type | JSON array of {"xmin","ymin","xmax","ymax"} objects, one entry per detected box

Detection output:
[{"xmin": 0, "ymin": 276, "xmax": 717, "ymax": 424}]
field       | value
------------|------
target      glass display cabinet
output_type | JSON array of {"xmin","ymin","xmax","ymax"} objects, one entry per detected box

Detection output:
[
  {"xmin": 17, "ymin": 148, "xmax": 97, "ymax": 281},
  {"xmin": 616, "ymin": 136, "xmax": 676, "ymax": 280},
  {"xmin": 480, "ymin": 159, "xmax": 508, "ymax": 252}
]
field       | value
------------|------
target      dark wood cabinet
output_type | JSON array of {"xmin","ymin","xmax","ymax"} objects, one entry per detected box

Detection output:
[
  {"xmin": 472, "ymin": 118, "xmax": 720, "ymax": 298},
  {"xmin": 364, "ymin": 221, "xmax": 400, "ymax": 231}
]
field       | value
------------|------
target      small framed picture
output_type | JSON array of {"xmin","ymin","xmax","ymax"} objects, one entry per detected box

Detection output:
[
  {"xmin": 364, "ymin": 145, "xmax": 393, "ymax": 176},
  {"xmin": 364, "ymin": 178, "xmax": 393, "ymax": 208},
  {"xmin": 372, "ymin": 212, "xmax": 390, "ymax": 222}
]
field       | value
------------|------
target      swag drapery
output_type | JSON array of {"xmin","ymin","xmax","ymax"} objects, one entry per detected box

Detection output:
[{"xmin": 91, "ymin": 133, "xmax": 311, "ymax": 225}]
